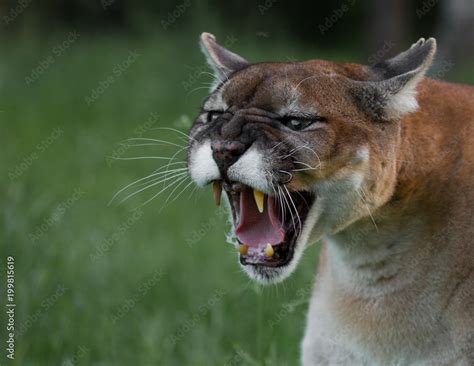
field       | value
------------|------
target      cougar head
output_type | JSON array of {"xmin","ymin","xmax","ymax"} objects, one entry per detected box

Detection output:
[{"xmin": 187, "ymin": 32, "xmax": 436, "ymax": 284}]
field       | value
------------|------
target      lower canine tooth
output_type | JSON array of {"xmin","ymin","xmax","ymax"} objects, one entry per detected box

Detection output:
[
  {"xmin": 239, "ymin": 245, "xmax": 249, "ymax": 255},
  {"xmin": 264, "ymin": 243, "xmax": 274, "ymax": 257},
  {"xmin": 212, "ymin": 181, "xmax": 222, "ymax": 206}
]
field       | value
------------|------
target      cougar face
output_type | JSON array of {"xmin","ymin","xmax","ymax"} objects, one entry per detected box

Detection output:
[{"xmin": 187, "ymin": 33, "xmax": 435, "ymax": 283}]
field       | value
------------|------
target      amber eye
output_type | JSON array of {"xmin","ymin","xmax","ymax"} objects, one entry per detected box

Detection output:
[
  {"xmin": 288, "ymin": 119, "xmax": 309, "ymax": 130},
  {"xmin": 206, "ymin": 111, "xmax": 222, "ymax": 123},
  {"xmin": 283, "ymin": 116, "xmax": 326, "ymax": 131}
]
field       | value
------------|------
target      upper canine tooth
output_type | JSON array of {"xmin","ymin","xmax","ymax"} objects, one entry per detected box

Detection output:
[
  {"xmin": 253, "ymin": 189, "xmax": 265, "ymax": 213},
  {"xmin": 212, "ymin": 181, "xmax": 222, "ymax": 206}
]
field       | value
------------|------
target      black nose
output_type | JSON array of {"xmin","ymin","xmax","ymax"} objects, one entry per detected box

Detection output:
[{"xmin": 211, "ymin": 140, "xmax": 247, "ymax": 172}]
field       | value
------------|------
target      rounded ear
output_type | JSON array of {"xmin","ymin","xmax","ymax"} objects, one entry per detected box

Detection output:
[
  {"xmin": 200, "ymin": 32, "xmax": 249, "ymax": 88},
  {"xmin": 353, "ymin": 38, "xmax": 437, "ymax": 120}
]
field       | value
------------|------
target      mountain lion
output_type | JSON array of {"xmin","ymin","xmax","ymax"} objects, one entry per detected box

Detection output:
[{"xmin": 187, "ymin": 33, "xmax": 474, "ymax": 365}]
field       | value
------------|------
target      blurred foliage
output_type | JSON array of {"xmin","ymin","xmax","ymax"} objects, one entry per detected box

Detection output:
[
  {"xmin": 1, "ymin": 31, "xmax": 326, "ymax": 366},
  {"xmin": 2, "ymin": 0, "xmax": 440, "ymax": 47},
  {"xmin": 1, "ymin": 1, "xmax": 473, "ymax": 365}
]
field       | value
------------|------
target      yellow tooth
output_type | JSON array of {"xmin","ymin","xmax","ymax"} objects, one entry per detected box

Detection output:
[
  {"xmin": 212, "ymin": 181, "xmax": 222, "ymax": 206},
  {"xmin": 265, "ymin": 243, "xmax": 274, "ymax": 257},
  {"xmin": 239, "ymin": 245, "xmax": 249, "ymax": 255},
  {"xmin": 253, "ymin": 189, "xmax": 265, "ymax": 213}
]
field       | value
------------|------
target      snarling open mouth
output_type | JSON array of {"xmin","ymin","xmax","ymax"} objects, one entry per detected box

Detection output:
[{"xmin": 213, "ymin": 181, "xmax": 315, "ymax": 268}]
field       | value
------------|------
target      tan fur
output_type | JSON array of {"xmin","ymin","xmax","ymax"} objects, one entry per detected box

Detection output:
[
  {"xmin": 303, "ymin": 78, "xmax": 474, "ymax": 365},
  {"xmin": 191, "ymin": 34, "xmax": 474, "ymax": 364}
]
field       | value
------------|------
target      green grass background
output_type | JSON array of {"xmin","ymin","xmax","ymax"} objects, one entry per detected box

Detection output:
[
  {"xmin": 2, "ymin": 31, "xmax": 473, "ymax": 365},
  {"xmin": 1, "ymin": 33, "xmax": 326, "ymax": 366}
]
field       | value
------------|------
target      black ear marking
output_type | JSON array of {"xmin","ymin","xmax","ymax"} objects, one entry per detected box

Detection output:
[
  {"xmin": 200, "ymin": 32, "xmax": 249, "ymax": 88},
  {"xmin": 353, "ymin": 38, "xmax": 437, "ymax": 121},
  {"xmin": 372, "ymin": 38, "xmax": 437, "ymax": 80}
]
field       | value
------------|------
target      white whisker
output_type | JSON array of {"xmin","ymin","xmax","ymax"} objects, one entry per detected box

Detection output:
[
  {"xmin": 118, "ymin": 171, "xmax": 188, "ymax": 204},
  {"xmin": 270, "ymin": 141, "xmax": 285, "ymax": 151},
  {"xmin": 293, "ymin": 161, "xmax": 316, "ymax": 169},
  {"xmin": 138, "ymin": 174, "xmax": 189, "ymax": 208},
  {"xmin": 125, "ymin": 137, "xmax": 185, "ymax": 148},
  {"xmin": 112, "ymin": 156, "xmax": 178, "ymax": 161},
  {"xmin": 280, "ymin": 185, "xmax": 296, "ymax": 231},
  {"xmin": 199, "ymin": 71, "xmax": 225, "ymax": 85},
  {"xmin": 130, "ymin": 170, "xmax": 186, "ymax": 190},
  {"xmin": 152, "ymin": 161, "xmax": 187, "ymax": 174},
  {"xmin": 150, "ymin": 127, "xmax": 196, "ymax": 142},
  {"xmin": 187, "ymin": 184, "xmax": 199, "ymax": 199},
  {"xmin": 356, "ymin": 188, "xmax": 378, "ymax": 231},
  {"xmin": 274, "ymin": 184, "xmax": 286, "ymax": 230},
  {"xmin": 292, "ymin": 75, "xmax": 320, "ymax": 95},
  {"xmin": 109, "ymin": 167, "xmax": 188, "ymax": 205},
  {"xmin": 160, "ymin": 178, "xmax": 194, "ymax": 211},
  {"xmin": 284, "ymin": 185, "xmax": 302, "ymax": 235},
  {"xmin": 186, "ymin": 85, "xmax": 215, "ymax": 96},
  {"xmin": 161, "ymin": 147, "xmax": 188, "ymax": 179},
  {"xmin": 279, "ymin": 169, "xmax": 293, "ymax": 182},
  {"xmin": 294, "ymin": 191, "xmax": 311, "ymax": 209},
  {"xmin": 297, "ymin": 146, "xmax": 322, "ymax": 167},
  {"xmin": 292, "ymin": 161, "xmax": 321, "ymax": 172}
]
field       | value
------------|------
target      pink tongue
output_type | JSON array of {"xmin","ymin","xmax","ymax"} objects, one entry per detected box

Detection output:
[{"xmin": 235, "ymin": 188, "xmax": 285, "ymax": 247}]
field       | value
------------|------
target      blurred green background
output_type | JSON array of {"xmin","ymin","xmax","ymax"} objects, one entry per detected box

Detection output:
[{"xmin": 1, "ymin": 1, "xmax": 473, "ymax": 365}]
